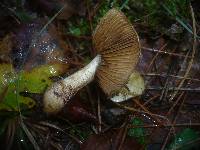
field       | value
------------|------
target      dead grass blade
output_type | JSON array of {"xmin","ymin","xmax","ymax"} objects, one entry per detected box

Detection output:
[
  {"xmin": 21, "ymin": 122, "xmax": 40, "ymax": 150},
  {"xmin": 169, "ymin": 3, "xmax": 197, "ymax": 101}
]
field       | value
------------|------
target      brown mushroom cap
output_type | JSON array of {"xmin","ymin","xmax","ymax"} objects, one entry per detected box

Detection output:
[{"xmin": 93, "ymin": 8, "xmax": 141, "ymax": 96}]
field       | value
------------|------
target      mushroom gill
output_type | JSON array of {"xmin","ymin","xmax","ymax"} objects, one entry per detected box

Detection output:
[
  {"xmin": 43, "ymin": 8, "xmax": 141, "ymax": 114},
  {"xmin": 93, "ymin": 8, "xmax": 141, "ymax": 96}
]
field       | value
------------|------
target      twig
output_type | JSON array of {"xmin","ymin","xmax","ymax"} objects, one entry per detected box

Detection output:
[
  {"xmin": 143, "ymin": 94, "xmax": 160, "ymax": 106},
  {"xmin": 114, "ymin": 102, "xmax": 170, "ymax": 123},
  {"xmin": 86, "ymin": 0, "xmax": 95, "ymax": 57},
  {"xmin": 147, "ymin": 87, "xmax": 200, "ymax": 92},
  {"xmin": 120, "ymin": 0, "xmax": 130, "ymax": 10},
  {"xmin": 128, "ymin": 123, "xmax": 200, "ymax": 128},
  {"xmin": 86, "ymin": 86, "xmax": 96, "ymax": 117},
  {"xmin": 142, "ymin": 47, "xmax": 192, "ymax": 58},
  {"xmin": 38, "ymin": 121, "xmax": 82, "ymax": 144},
  {"xmin": 63, "ymin": 33, "xmax": 92, "ymax": 40},
  {"xmin": 97, "ymin": 91, "xmax": 102, "ymax": 133},
  {"xmin": 86, "ymin": 0, "xmax": 93, "ymax": 32},
  {"xmin": 161, "ymin": 91, "xmax": 186, "ymax": 150},
  {"xmin": 90, "ymin": 1, "xmax": 103, "ymax": 19},
  {"xmin": 159, "ymin": 64, "xmax": 174, "ymax": 102},
  {"xmin": 39, "ymin": 5, "xmax": 66, "ymax": 35},
  {"xmin": 145, "ymin": 43, "xmax": 168, "ymax": 73},
  {"xmin": 118, "ymin": 125, "xmax": 128, "ymax": 150},
  {"xmin": 167, "ymin": 92, "xmax": 185, "ymax": 115},
  {"xmin": 172, "ymin": 137, "xmax": 200, "ymax": 149},
  {"xmin": 133, "ymin": 99, "xmax": 162, "ymax": 125},
  {"xmin": 0, "ymin": 2, "xmax": 21, "ymax": 24},
  {"xmin": 143, "ymin": 73, "xmax": 200, "ymax": 82},
  {"xmin": 169, "ymin": 4, "xmax": 197, "ymax": 101},
  {"xmin": 21, "ymin": 122, "xmax": 40, "ymax": 150}
]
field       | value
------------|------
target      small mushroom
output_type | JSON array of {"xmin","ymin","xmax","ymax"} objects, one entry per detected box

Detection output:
[{"xmin": 43, "ymin": 8, "xmax": 141, "ymax": 114}]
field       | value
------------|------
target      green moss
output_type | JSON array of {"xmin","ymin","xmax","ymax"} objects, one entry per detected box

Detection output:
[{"xmin": 128, "ymin": 117, "xmax": 146, "ymax": 145}]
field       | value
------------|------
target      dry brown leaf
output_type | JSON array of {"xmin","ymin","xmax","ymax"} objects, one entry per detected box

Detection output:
[
  {"xmin": 81, "ymin": 128, "xmax": 143, "ymax": 150},
  {"xmin": 11, "ymin": 20, "xmax": 70, "ymax": 71}
]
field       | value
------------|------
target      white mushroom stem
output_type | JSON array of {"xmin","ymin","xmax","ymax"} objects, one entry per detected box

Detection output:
[{"xmin": 43, "ymin": 54, "xmax": 102, "ymax": 113}]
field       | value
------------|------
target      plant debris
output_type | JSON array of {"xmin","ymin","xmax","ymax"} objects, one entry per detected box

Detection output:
[{"xmin": 0, "ymin": 0, "xmax": 200, "ymax": 150}]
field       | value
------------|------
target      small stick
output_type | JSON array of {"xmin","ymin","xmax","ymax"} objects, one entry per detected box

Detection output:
[
  {"xmin": 143, "ymin": 94, "xmax": 160, "ymax": 106},
  {"xmin": 97, "ymin": 91, "xmax": 102, "ymax": 133},
  {"xmin": 161, "ymin": 92, "xmax": 186, "ymax": 150},
  {"xmin": 133, "ymin": 99, "xmax": 162, "ymax": 125},
  {"xmin": 169, "ymin": 4, "xmax": 197, "ymax": 101},
  {"xmin": 143, "ymin": 73, "xmax": 200, "ymax": 82},
  {"xmin": 142, "ymin": 47, "xmax": 193, "ymax": 58},
  {"xmin": 128, "ymin": 123, "xmax": 200, "ymax": 128},
  {"xmin": 146, "ymin": 87, "xmax": 200, "ymax": 92},
  {"xmin": 145, "ymin": 43, "xmax": 168, "ymax": 73},
  {"xmin": 167, "ymin": 92, "xmax": 185, "ymax": 115}
]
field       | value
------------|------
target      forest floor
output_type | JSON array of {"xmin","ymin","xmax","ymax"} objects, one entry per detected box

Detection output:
[{"xmin": 0, "ymin": 0, "xmax": 200, "ymax": 150}]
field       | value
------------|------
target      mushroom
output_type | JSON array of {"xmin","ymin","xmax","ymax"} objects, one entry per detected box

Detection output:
[{"xmin": 43, "ymin": 8, "xmax": 141, "ymax": 114}]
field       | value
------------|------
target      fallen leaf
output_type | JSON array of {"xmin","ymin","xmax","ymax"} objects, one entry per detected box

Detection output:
[
  {"xmin": 11, "ymin": 19, "xmax": 70, "ymax": 71},
  {"xmin": 0, "ymin": 63, "xmax": 68, "ymax": 111},
  {"xmin": 60, "ymin": 95, "xmax": 97, "ymax": 123},
  {"xmin": 101, "ymin": 107, "xmax": 127, "ymax": 126},
  {"xmin": 81, "ymin": 128, "xmax": 143, "ymax": 150}
]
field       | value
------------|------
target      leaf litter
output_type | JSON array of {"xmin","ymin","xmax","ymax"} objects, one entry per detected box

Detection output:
[{"xmin": 0, "ymin": 0, "xmax": 200, "ymax": 150}]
